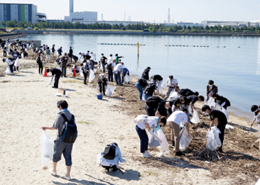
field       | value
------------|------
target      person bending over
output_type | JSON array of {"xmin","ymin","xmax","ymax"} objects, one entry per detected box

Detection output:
[
  {"xmin": 98, "ymin": 74, "xmax": 108, "ymax": 95},
  {"xmin": 250, "ymin": 105, "xmax": 260, "ymax": 150},
  {"xmin": 202, "ymin": 105, "xmax": 227, "ymax": 153},
  {"xmin": 46, "ymin": 68, "xmax": 62, "ymax": 88},
  {"xmin": 135, "ymin": 78, "xmax": 148, "ymax": 101},
  {"xmin": 206, "ymin": 80, "xmax": 218, "ymax": 100},
  {"xmin": 212, "ymin": 93, "xmax": 231, "ymax": 110}
]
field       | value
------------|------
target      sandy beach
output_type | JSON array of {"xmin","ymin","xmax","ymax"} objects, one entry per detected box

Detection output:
[{"xmin": 0, "ymin": 66, "xmax": 260, "ymax": 185}]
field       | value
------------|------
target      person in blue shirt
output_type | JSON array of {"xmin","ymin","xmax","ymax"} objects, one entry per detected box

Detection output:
[{"xmin": 121, "ymin": 62, "xmax": 130, "ymax": 84}]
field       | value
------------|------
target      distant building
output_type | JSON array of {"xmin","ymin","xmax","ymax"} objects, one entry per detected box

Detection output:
[
  {"xmin": 201, "ymin": 20, "xmax": 260, "ymax": 27},
  {"xmin": 0, "ymin": 3, "xmax": 46, "ymax": 23},
  {"xmin": 162, "ymin": 22, "xmax": 204, "ymax": 28},
  {"xmin": 47, "ymin": 20, "xmax": 65, "ymax": 23},
  {"xmin": 64, "ymin": 0, "xmax": 97, "ymax": 22},
  {"xmin": 77, "ymin": 20, "xmax": 145, "ymax": 26}
]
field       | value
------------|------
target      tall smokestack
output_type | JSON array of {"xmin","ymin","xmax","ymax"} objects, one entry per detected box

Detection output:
[{"xmin": 70, "ymin": 0, "xmax": 74, "ymax": 15}]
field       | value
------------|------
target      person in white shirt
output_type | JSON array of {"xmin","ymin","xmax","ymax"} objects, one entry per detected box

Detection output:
[
  {"xmin": 96, "ymin": 143, "xmax": 125, "ymax": 173},
  {"xmin": 107, "ymin": 54, "xmax": 114, "ymax": 82},
  {"xmin": 113, "ymin": 62, "xmax": 124, "ymax": 86},
  {"xmin": 167, "ymin": 107, "xmax": 190, "ymax": 156},
  {"xmin": 135, "ymin": 116, "xmax": 164, "ymax": 158},
  {"xmin": 3, "ymin": 58, "xmax": 14, "ymax": 73},
  {"xmin": 169, "ymin": 86, "xmax": 180, "ymax": 100},
  {"xmin": 90, "ymin": 52, "xmax": 96, "ymax": 61},
  {"xmin": 165, "ymin": 75, "xmax": 178, "ymax": 100}
]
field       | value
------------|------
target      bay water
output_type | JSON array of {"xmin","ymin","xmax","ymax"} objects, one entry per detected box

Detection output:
[{"xmin": 19, "ymin": 34, "xmax": 260, "ymax": 119}]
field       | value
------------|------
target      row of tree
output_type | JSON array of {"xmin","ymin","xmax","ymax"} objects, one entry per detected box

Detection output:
[{"xmin": 1, "ymin": 20, "xmax": 260, "ymax": 34}]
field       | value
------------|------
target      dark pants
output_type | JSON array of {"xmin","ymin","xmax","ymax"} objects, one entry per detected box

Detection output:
[
  {"xmin": 54, "ymin": 73, "xmax": 61, "ymax": 88},
  {"xmin": 108, "ymin": 69, "xmax": 113, "ymax": 82},
  {"xmin": 61, "ymin": 65, "xmax": 67, "ymax": 77},
  {"xmin": 83, "ymin": 71, "xmax": 88, "ymax": 84},
  {"xmin": 217, "ymin": 123, "xmax": 226, "ymax": 151},
  {"xmin": 114, "ymin": 71, "xmax": 122, "ymax": 86},
  {"xmin": 101, "ymin": 165, "xmax": 117, "ymax": 172},
  {"xmin": 102, "ymin": 63, "xmax": 106, "ymax": 73},
  {"xmin": 99, "ymin": 82, "xmax": 106, "ymax": 95},
  {"xmin": 135, "ymin": 82, "xmax": 143, "ymax": 100},
  {"xmin": 145, "ymin": 105, "xmax": 155, "ymax": 116},
  {"xmin": 135, "ymin": 125, "xmax": 148, "ymax": 153},
  {"xmin": 9, "ymin": 64, "xmax": 14, "ymax": 73},
  {"xmin": 38, "ymin": 63, "xmax": 43, "ymax": 74},
  {"xmin": 15, "ymin": 66, "xmax": 19, "ymax": 71}
]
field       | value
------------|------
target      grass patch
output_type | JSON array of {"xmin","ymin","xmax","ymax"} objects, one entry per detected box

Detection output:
[
  {"xmin": 78, "ymin": 121, "xmax": 91, "ymax": 125},
  {"xmin": 76, "ymin": 92, "xmax": 83, "ymax": 95}
]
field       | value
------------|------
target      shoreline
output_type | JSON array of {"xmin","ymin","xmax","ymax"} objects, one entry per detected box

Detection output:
[{"xmin": 15, "ymin": 30, "xmax": 260, "ymax": 37}]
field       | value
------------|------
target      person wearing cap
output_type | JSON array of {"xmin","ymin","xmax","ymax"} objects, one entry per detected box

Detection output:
[
  {"xmin": 60, "ymin": 53, "xmax": 69, "ymax": 77},
  {"xmin": 141, "ymin": 67, "xmax": 151, "ymax": 80},
  {"xmin": 202, "ymin": 105, "xmax": 227, "ymax": 153},
  {"xmin": 46, "ymin": 68, "xmax": 62, "ymax": 88},
  {"xmin": 206, "ymin": 80, "xmax": 218, "ymax": 100},
  {"xmin": 100, "ymin": 53, "xmax": 107, "ymax": 73},
  {"xmin": 250, "ymin": 105, "xmax": 260, "ymax": 150},
  {"xmin": 167, "ymin": 106, "xmax": 190, "ymax": 156},
  {"xmin": 150, "ymin": 74, "xmax": 163, "ymax": 95},
  {"xmin": 165, "ymin": 75, "xmax": 178, "ymax": 100}
]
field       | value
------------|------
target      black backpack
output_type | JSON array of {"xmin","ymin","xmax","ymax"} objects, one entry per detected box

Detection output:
[
  {"xmin": 146, "ymin": 96, "xmax": 162, "ymax": 109},
  {"xmin": 59, "ymin": 113, "xmax": 78, "ymax": 144},
  {"xmin": 138, "ymin": 78, "xmax": 148, "ymax": 88},
  {"xmin": 103, "ymin": 143, "xmax": 118, "ymax": 160},
  {"xmin": 36, "ymin": 57, "xmax": 41, "ymax": 64},
  {"xmin": 144, "ymin": 83, "xmax": 156, "ymax": 96}
]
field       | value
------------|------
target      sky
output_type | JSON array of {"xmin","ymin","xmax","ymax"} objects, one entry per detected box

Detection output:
[{"xmin": 2, "ymin": 0, "xmax": 260, "ymax": 23}]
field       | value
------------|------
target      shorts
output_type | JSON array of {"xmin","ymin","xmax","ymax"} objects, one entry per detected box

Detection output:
[{"xmin": 53, "ymin": 140, "xmax": 73, "ymax": 166}]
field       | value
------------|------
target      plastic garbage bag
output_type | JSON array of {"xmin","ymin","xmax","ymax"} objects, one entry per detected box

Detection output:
[
  {"xmin": 221, "ymin": 107, "xmax": 229, "ymax": 120},
  {"xmin": 148, "ymin": 132, "xmax": 161, "ymax": 148},
  {"xmin": 105, "ymin": 85, "xmax": 116, "ymax": 97},
  {"xmin": 157, "ymin": 129, "xmax": 169, "ymax": 155},
  {"xmin": 191, "ymin": 109, "xmax": 200, "ymax": 124},
  {"xmin": 206, "ymin": 126, "xmax": 222, "ymax": 151},
  {"xmin": 93, "ymin": 69, "xmax": 97, "ymax": 74},
  {"xmin": 21, "ymin": 53, "xmax": 24, "ymax": 59},
  {"xmin": 41, "ymin": 131, "xmax": 53, "ymax": 170},
  {"xmin": 47, "ymin": 77, "xmax": 52, "ymax": 87},
  {"xmin": 206, "ymin": 97, "xmax": 215, "ymax": 108},
  {"xmin": 89, "ymin": 69, "xmax": 95, "ymax": 83},
  {"xmin": 134, "ymin": 115, "xmax": 148, "ymax": 123},
  {"xmin": 5, "ymin": 66, "xmax": 12, "ymax": 75},
  {"xmin": 124, "ymin": 74, "xmax": 131, "ymax": 83},
  {"xmin": 99, "ymin": 64, "xmax": 103, "ymax": 72},
  {"xmin": 225, "ymin": 124, "xmax": 234, "ymax": 130},
  {"xmin": 14, "ymin": 58, "xmax": 20, "ymax": 67},
  {"xmin": 255, "ymin": 178, "xmax": 260, "ymax": 185},
  {"xmin": 79, "ymin": 68, "xmax": 84, "ymax": 77},
  {"xmin": 179, "ymin": 126, "xmax": 193, "ymax": 151}
]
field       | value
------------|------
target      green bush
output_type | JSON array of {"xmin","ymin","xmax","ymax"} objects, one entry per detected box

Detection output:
[{"xmin": 33, "ymin": 27, "xmax": 39, "ymax": 30}]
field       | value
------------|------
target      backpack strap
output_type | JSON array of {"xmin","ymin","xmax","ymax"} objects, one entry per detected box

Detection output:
[{"xmin": 59, "ymin": 112, "xmax": 74, "ymax": 123}]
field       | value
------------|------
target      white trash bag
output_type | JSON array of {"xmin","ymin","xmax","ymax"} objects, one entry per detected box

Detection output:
[
  {"xmin": 5, "ymin": 66, "xmax": 12, "ymax": 75},
  {"xmin": 157, "ymin": 129, "xmax": 169, "ymax": 155},
  {"xmin": 105, "ymin": 85, "xmax": 116, "ymax": 97},
  {"xmin": 221, "ymin": 107, "xmax": 229, "ymax": 120},
  {"xmin": 206, "ymin": 97, "xmax": 215, "ymax": 108},
  {"xmin": 134, "ymin": 115, "xmax": 148, "ymax": 123},
  {"xmin": 148, "ymin": 132, "xmax": 161, "ymax": 148},
  {"xmin": 79, "ymin": 68, "xmax": 84, "ymax": 78},
  {"xmin": 14, "ymin": 58, "xmax": 20, "ymax": 67},
  {"xmin": 206, "ymin": 126, "xmax": 222, "ymax": 151},
  {"xmin": 41, "ymin": 131, "xmax": 53, "ymax": 170},
  {"xmin": 124, "ymin": 74, "xmax": 131, "ymax": 83},
  {"xmin": 94, "ymin": 69, "xmax": 97, "ymax": 74},
  {"xmin": 21, "ymin": 53, "xmax": 24, "ymax": 59},
  {"xmin": 179, "ymin": 126, "xmax": 193, "ymax": 151},
  {"xmin": 88, "ymin": 69, "xmax": 95, "ymax": 83},
  {"xmin": 191, "ymin": 109, "xmax": 200, "ymax": 124}
]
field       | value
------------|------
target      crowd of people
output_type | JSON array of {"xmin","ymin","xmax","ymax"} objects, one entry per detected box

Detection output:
[{"xmin": 1, "ymin": 38, "xmax": 259, "ymax": 181}]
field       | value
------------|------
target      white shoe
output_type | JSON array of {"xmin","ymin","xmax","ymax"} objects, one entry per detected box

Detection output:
[
  {"xmin": 62, "ymin": 174, "xmax": 71, "ymax": 181},
  {"xmin": 159, "ymin": 153, "xmax": 164, "ymax": 157},
  {"xmin": 145, "ymin": 151, "xmax": 152, "ymax": 157},
  {"xmin": 141, "ymin": 153, "xmax": 150, "ymax": 158},
  {"xmin": 49, "ymin": 169, "xmax": 57, "ymax": 176}
]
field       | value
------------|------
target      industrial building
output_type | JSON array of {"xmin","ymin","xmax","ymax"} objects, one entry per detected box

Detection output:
[
  {"xmin": 201, "ymin": 20, "xmax": 260, "ymax": 28},
  {"xmin": 0, "ymin": 3, "xmax": 46, "ymax": 23},
  {"xmin": 64, "ymin": 0, "xmax": 97, "ymax": 22}
]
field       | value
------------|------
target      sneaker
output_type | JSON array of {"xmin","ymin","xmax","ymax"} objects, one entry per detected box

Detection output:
[
  {"xmin": 141, "ymin": 153, "xmax": 150, "ymax": 158},
  {"xmin": 62, "ymin": 175, "xmax": 71, "ymax": 181},
  {"xmin": 145, "ymin": 151, "xmax": 152, "ymax": 157},
  {"xmin": 49, "ymin": 169, "xmax": 57, "ymax": 176},
  {"xmin": 158, "ymin": 153, "xmax": 164, "ymax": 157},
  {"xmin": 175, "ymin": 151, "xmax": 185, "ymax": 156}
]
